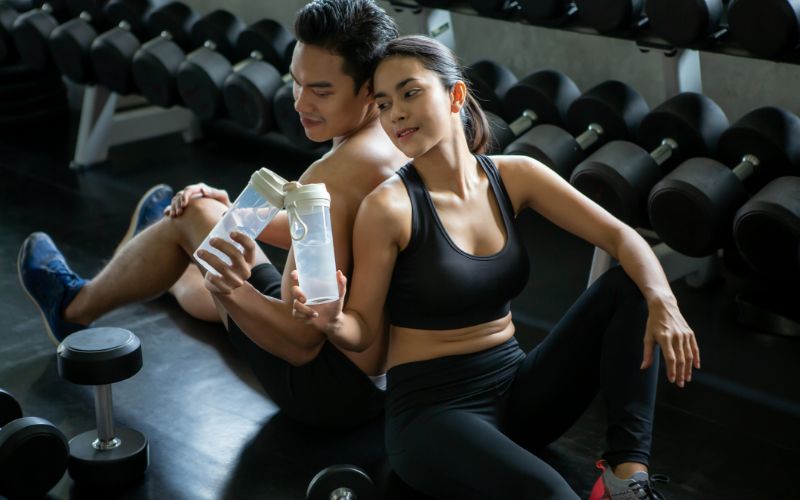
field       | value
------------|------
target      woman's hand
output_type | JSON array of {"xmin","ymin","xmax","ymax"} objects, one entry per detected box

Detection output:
[
  {"xmin": 291, "ymin": 269, "xmax": 347, "ymax": 336},
  {"xmin": 642, "ymin": 296, "xmax": 701, "ymax": 388},
  {"xmin": 197, "ymin": 231, "xmax": 256, "ymax": 295},
  {"xmin": 165, "ymin": 183, "xmax": 231, "ymax": 217}
]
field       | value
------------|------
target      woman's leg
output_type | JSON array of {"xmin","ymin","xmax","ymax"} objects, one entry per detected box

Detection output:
[
  {"xmin": 503, "ymin": 266, "xmax": 659, "ymax": 468},
  {"xmin": 387, "ymin": 408, "xmax": 579, "ymax": 500}
]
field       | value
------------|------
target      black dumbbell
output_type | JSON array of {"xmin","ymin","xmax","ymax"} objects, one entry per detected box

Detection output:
[
  {"xmin": 9, "ymin": 0, "xmax": 71, "ymax": 70},
  {"xmin": 504, "ymin": 80, "xmax": 649, "ymax": 179},
  {"xmin": 734, "ymin": 177, "xmax": 800, "ymax": 280},
  {"xmin": 575, "ymin": 0, "xmax": 647, "ymax": 33},
  {"xmin": 728, "ymin": 0, "xmax": 800, "ymax": 57},
  {"xmin": 464, "ymin": 59, "xmax": 517, "ymax": 117},
  {"xmin": 570, "ymin": 92, "xmax": 728, "ymax": 228},
  {"xmin": 180, "ymin": 18, "xmax": 292, "ymax": 125},
  {"xmin": 307, "ymin": 464, "xmax": 376, "ymax": 500},
  {"xmin": 88, "ymin": 0, "xmax": 168, "ymax": 94},
  {"xmin": 128, "ymin": 2, "xmax": 202, "ymax": 107},
  {"xmin": 0, "ymin": 0, "xmax": 35, "ymax": 63},
  {"xmin": 0, "ymin": 388, "xmax": 69, "ymax": 499},
  {"xmin": 484, "ymin": 69, "xmax": 580, "ymax": 153},
  {"xmin": 517, "ymin": 0, "xmax": 577, "ymax": 24},
  {"xmin": 11, "ymin": 0, "xmax": 109, "ymax": 75},
  {"xmin": 645, "ymin": 0, "xmax": 725, "ymax": 46},
  {"xmin": 648, "ymin": 107, "xmax": 800, "ymax": 257},
  {"xmin": 57, "ymin": 327, "xmax": 149, "ymax": 486},
  {"xmin": 172, "ymin": 10, "xmax": 248, "ymax": 120}
]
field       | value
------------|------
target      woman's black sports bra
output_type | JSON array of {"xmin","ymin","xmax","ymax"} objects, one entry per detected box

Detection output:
[{"xmin": 386, "ymin": 155, "xmax": 530, "ymax": 330}]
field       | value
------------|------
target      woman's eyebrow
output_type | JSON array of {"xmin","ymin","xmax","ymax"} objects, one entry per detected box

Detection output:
[{"xmin": 374, "ymin": 78, "xmax": 419, "ymax": 99}]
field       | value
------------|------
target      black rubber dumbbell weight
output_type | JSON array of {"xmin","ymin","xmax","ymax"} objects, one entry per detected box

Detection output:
[
  {"xmin": 0, "ymin": 0, "xmax": 35, "ymax": 63},
  {"xmin": 645, "ymin": 0, "xmax": 725, "ymax": 47},
  {"xmin": 504, "ymin": 80, "xmax": 649, "ymax": 179},
  {"xmin": 575, "ymin": 0, "xmax": 647, "ymax": 33},
  {"xmin": 570, "ymin": 92, "xmax": 729, "ymax": 228},
  {"xmin": 181, "ymin": 18, "xmax": 293, "ymax": 126},
  {"xmin": 9, "ymin": 0, "xmax": 71, "ymax": 70},
  {"xmin": 307, "ymin": 464, "xmax": 376, "ymax": 500},
  {"xmin": 734, "ymin": 176, "xmax": 800, "ymax": 280},
  {"xmin": 728, "ymin": 0, "xmax": 800, "ymax": 57},
  {"xmin": 0, "ymin": 388, "xmax": 69, "ymax": 499},
  {"xmin": 648, "ymin": 106, "xmax": 800, "ymax": 257},
  {"xmin": 88, "ymin": 0, "xmax": 169, "ymax": 94},
  {"xmin": 57, "ymin": 327, "xmax": 149, "ymax": 486}
]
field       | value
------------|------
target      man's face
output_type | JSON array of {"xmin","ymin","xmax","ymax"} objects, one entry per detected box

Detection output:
[{"xmin": 289, "ymin": 42, "xmax": 373, "ymax": 142}]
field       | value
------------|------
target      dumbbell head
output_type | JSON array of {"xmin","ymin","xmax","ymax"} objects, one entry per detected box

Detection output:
[
  {"xmin": 103, "ymin": 0, "xmax": 158, "ymax": 36},
  {"xmin": 729, "ymin": 0, "xmax": 800, "ymax": 57},
  {"xmin": 143, "ymin": 0, "xmax": 195, "ymax": 49},
  {"xmin": 235, "ymin": 18, "xmax": 293, "ymax": 73},
  {"xmin": 50, "ymin": 16, "xmax": 98, "ymax": 83},
  {"xmin": 576, "ymin": 0, "xmax": 644, "ymax": 33},
  {"xmin": 645, "ymin": 0, "xmax": 724, "ymax": 46},
  {"xmin": 734, "ymin": 177, "xmax": 800, "ymax": 280},
  {"xmin": 130, "ymin": 2, "xmax": 197, "ymax": 106},
  {"xmin": 648, "ymin": 107, "xmax": 800, "ymax": 256},
  {"xmin": 188, "ymin": 8, "xmax": 243, "ymax": 61},
  {"xmin": 464, "ymin": 60, "xmax": 518, "ymax": 116},
  {"xmin": 0, "ymin": 1, "xmax": 23, "ymax": 64},
  {"xmin": 0, "ymin": 389, "xmax": 69, "ymax": 499},
  {"xmin": 57, "ymin": 327, "xmax": 142, "ymax": 384},
  {"xmin": 10, "ymin": 6, "xmax": 62, "ymax": 71},
  {"xmin": 306, "ymin": 464, "xmax": 376, "ymax": 500},
  {"xmin": 501, "ymin": 69, "xmax": 580, "ymax": 129},
  {"xmin": 223, "ymin": 62, "xmax": 283, "ymax": 132}
]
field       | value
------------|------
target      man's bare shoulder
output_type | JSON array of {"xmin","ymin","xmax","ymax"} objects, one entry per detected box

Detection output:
[{"xmin": 300, "ymin": 125, "xmax": 406, "ymax": 191}]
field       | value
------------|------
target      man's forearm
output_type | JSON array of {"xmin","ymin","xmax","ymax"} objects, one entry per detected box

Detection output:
[{"xmin": 216, "ymin": 282, "xmax": 326, "ymax": 351}]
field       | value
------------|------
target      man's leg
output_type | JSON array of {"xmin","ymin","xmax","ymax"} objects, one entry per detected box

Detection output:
[
  {"xmin": 168, "ymin": 265, "xmax": 220, "ymax": 323},
  {"xmin": 65, "ymin": 198, "xmax": 228, "ymax": 326}
]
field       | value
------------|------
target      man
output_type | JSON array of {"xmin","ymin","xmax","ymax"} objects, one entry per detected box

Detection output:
[{"xmin": 18, "ymin": 0, "xmax": 407, "ymax": 429}]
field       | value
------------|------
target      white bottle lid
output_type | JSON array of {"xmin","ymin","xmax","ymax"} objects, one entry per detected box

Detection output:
[
  {"xmin": 283, "ymin": 182, "xmax": 331, "ymax": 208},
  {"xmin": 283, "ymin": 182, "xmax": 331, "ymax": 241},
  {"xmin": 250, "ymin": 167, "xmax": 288, "ymax": 207}
]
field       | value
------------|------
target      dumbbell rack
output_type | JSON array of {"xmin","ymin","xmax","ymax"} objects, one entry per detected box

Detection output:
[{"xmin": 70, "ymin": 84, "xmax": 201, "ymax": 170}]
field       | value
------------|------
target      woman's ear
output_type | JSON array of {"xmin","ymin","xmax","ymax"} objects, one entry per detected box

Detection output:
[{"xmin": 450, "ymin": 80, "xmax": 467, "ymax": 113}]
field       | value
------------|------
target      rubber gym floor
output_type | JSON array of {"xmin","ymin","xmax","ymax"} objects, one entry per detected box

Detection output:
[{"xmin": 1, "ymin": 113, "xmax": 797, "ymax": 499}]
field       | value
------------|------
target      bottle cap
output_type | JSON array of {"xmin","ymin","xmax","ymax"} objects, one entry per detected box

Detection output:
[
  {"xmin": 283, "ymin": 182, "xmax": 331, "ymax": 207},
  {"xmin": 250, "ymin": 167, "xmax": 288, "ymax": 207}
]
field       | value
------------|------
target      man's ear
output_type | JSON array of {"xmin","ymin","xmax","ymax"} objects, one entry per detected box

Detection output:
[{"xmin": 450, "ymin": 80, "xmax": 467, "ymax": 113}]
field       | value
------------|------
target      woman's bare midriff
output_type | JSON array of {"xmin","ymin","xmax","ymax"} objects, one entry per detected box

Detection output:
[{"xmin": 387, "ymin": 312, "xmax": 516, "ymax": 369}]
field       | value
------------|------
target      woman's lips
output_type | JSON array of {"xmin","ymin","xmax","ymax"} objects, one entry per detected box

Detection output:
[
  {"xmin": 300, "ymin": 116, "xmax": 323, "ymax": 128},
  {"xmin": 396, "ymin": 127, "xmax": 418, "ymax": 140}
]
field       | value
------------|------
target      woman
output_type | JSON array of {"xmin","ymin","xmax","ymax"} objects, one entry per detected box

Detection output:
[{"xmin": 292, "ymin": 35, "xmax": 698, "ymax": 499}]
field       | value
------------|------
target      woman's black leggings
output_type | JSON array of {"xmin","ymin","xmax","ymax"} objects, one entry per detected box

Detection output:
[{"xmin": 385, "ymin": 266, "xmax": 659, "ymax": 500}]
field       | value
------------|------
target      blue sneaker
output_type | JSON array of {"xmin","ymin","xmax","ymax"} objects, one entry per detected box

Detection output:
[
  {"xmin": 116, "ymin": 184, "xmax": 174, "ymax": 252},
  {"xmin": 17, "ymin": 232, "xmax": 89, "ymax": 345}
]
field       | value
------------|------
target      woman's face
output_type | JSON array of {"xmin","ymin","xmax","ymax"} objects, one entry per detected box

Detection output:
[{"xmin": 373, "ymin": 56, "xmax": 459, "ymax": 158}]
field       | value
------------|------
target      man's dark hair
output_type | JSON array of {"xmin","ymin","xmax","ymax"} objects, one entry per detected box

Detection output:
[{"xmin": 294, "ymin": 0, "xmax": 399, "ymax": 94}]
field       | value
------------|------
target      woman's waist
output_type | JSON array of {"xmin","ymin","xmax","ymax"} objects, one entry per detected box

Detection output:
[
  {"xmin": 385, "ymin": 333, "xmax": 525, "ymax": 414},
  {"xmin": 387, "ymin": 313, "xmax": 515, "ymax": 369}
]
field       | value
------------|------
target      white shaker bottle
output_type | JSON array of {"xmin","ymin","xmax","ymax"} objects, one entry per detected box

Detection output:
[
  {"xmin": 284, "ymin": 182, "xmax": 339, "ymax": 304},
  {"xmin": 194, "ymin": 167, "xmax": 287, "ymax": 276}
]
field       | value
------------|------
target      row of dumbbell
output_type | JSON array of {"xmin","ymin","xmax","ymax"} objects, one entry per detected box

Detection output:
[
  {"xmin": 0, "ymin": 327, "xmax": 148, "ymax": 498},
  {"xmin": 0, "ymin": 0, "xmax": 319, "ymax": 148},
  {"xmin": 466, "ymin": 59, "xmax": 800, "ymax": 282},
  {"xmin": 414, "ymin": 0, "xmax": 800, "ymax": 59}
]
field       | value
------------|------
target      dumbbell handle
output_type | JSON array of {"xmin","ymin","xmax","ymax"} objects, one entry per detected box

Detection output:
[
  {"xmin": 576, "ymin": 123, "xmax": 604, "ymax": 151},
  {"xmin": 732, "ymin": 154, "xmax": 760, "ymax": 180},
  {"xmin": 94, "ymin": 384, "xmax": 120, "ymax": 450},
  {"xmin": 509, "ymin": 109, "xmax": 538, "ymax": 136},
  {"xmin": 650, "ymin": 138, "xmax": 679, "ymax": 166}
]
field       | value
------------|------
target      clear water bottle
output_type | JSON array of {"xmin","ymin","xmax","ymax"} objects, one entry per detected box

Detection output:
[
  {"xmin": 194, "ymin": 167, "xmax": 287, "ymax": 276},
  {"xmin": 285, "ymin": 182, "xmax": 338, "ymax": 304}
]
